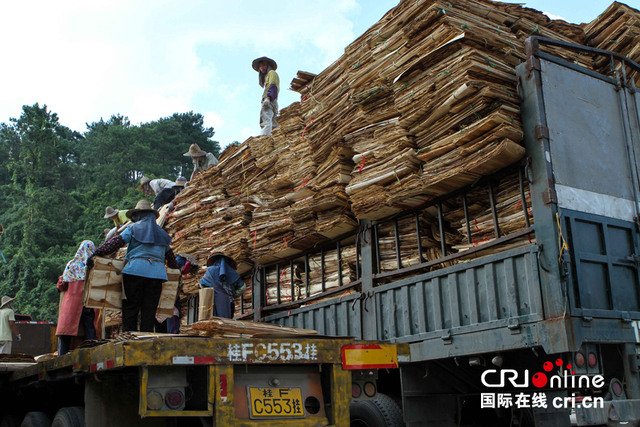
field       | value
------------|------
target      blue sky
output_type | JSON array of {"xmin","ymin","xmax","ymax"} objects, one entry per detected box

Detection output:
[{"xmin": 0, "ymin": 0, "xmax": 620, "ymax": 148}]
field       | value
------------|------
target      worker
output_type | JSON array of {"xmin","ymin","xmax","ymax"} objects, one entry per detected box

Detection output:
[
  {"xmin": 253, "ymin": 56, "xmax": 280, "ymax": 136},
  {"xmin": 103, "ymin": 206, "xmax": 130, "ymax": 241},
  {"xmin": 0, "ymin": 296, "xmax": 20, "ymax": 354},
  {"xmin": 91, "ymin": 200, "xmax": 178, "ymax": 332},
  {"xmin": 56, "ymin": 240, "xmax": 99, "ymax": 356},
  {"xmin": 184, "ymin": 144, "xmax": 218, "ymax": 181},
  {"xmin": 138, "ymin": 176, "xmax": 179, "ymax": 211},
  {"xmin": 104, "ymin": 206, "xmax": 129, "ymax": 229},
  {"xmin": 199, "ymin": 253, "xmax": 246, "ymax": 319}
]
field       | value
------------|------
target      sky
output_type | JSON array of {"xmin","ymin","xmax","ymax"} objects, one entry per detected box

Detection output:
[{"xmin": 0, "ymin": 0, "xmax": 621, "ymax": 148}]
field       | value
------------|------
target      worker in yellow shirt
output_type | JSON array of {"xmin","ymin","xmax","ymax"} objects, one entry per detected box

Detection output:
[
  {"xmin": 103, "ymin": 206, "xmax": 130, "ymax": 241},
  {"xmin": 253, "ymin": 56, "xmax": 280, "ymax": 136}
]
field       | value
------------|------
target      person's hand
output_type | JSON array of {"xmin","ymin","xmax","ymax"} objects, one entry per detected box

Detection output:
[
  {"xmin": 16, "ymin": 334, "xmax": 21, "ymax": 342},
  {"xmin": 262, "ymin": 99, "xmax": 270, "ymax": 108},
  {"xmin": 86, "ymin": 256, "xmax": 95, "ymax": 269}
]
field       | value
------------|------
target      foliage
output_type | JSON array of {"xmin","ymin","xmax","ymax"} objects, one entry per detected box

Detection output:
[{"xmin": 0, "ymin": 104, "xmax": 218, "ymax": 321}]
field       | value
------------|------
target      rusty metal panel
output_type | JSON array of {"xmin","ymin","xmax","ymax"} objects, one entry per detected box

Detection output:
[
  {"xmin": 264, "ymin": 293, "xmax": 363, "ymax": 339},
  {"xmin": 373, "ymin": 245, "xmax": 542, "ymax": 344}
]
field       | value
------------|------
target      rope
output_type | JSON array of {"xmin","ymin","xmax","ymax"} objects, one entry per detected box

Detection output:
[
  {"xmin": 556, "ymin": 212, "xmax": 569, "ymax": 263},
  {"xmin": 358, "ymin": 154, "xmax": 366, "ymax": 173}
]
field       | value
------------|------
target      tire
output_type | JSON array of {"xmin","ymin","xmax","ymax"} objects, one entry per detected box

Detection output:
[
  {"xmin": 350, "ymin": 393, "xmax": 405, "ymax": 427},
  {"xmin": 51, "ymin": 408, "xmax": 84, "ymax": 427},
  {"xmin": 20, "ymin": 412, "xmax": 51, "ymax": 427}
]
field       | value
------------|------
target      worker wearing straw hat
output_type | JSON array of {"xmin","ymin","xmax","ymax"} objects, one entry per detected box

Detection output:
[
  {"xmin": 0, "ymin": 296, "xmax": 20, "ymax": 354},
  {"xmin": 92, "ymin": 200, "xmax": 179, "ymax": 332},
  {"xmin": 184, "ymin": 144, "xmax": 218, "ymax": 181},
  {"xmin": 253, "ymin": 56, "xmax": 280, "ymax": 136}
]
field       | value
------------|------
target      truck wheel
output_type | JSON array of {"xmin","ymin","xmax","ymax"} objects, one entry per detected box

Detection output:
[
  {"xmin": 20, "ymin": 412, "xmax": 51, "ymax": 427},
  {"xmin": 350, "ymin": 393, "xmax": 405, "ymax": 427},
  {"xmin": 51, "ymin": 408, "xmax": 84, "ymax": 427}
]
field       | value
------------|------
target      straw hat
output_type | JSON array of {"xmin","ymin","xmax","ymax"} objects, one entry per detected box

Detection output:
[
  {"xmin": 103, "ymin": 206, "xmax": 119, "ymax": 219},
  {"xmin": 183, "ymin": 144, "xmax": 206, "ymax": 157},
  {"xmin": 252, "ymin": 56, "xmax": 277, "ymax": 72},
  {"xmin": 138, "ymin": 176, "xmax": 152, "ymax": 190},
  {"xmin": 1, "ymin": 296, "xmax": 15, "ymax": 309},
  {"xmin": 126, "ymin": 200, "xmax": 159, "ymax": 219},
  {"xmin": 174, "ymin": 177, "xmax": 187, "ymax": 187},
  {"xmin": 206, "ymin": 252, "xmax": 237, "ymax": 270}
]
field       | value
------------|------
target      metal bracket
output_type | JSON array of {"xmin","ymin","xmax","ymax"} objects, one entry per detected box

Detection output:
[
  {"xmin": 508, "ymin": 318, "xmax": 521, "ymax": 334},
  {"xmin": 625, "ymin": 254, "xmax": 640, "ymax": 269},
  {"xmin": 542, "ymin": 188, "xmax": 558, "ymax": 205},
  {"xmin": 534, "ymin": 125, "xmax": 550, "ymax": 141},
  {"xmin": 525, "ymin": 56, "xmax": 541, "ymax": 74},
  {"xmin": 620, "ymin": 311, "xmax": 633, "ymax": 324},
  {"xmin": 441, "ymin": 330, "xmax": 452, "ymax": 344},
  {"xmin": 629, "ymin": 354, "xmax": 640, "ymax": 373}
]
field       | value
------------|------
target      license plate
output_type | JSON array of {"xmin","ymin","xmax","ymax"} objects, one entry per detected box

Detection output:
[{"xmin": 248, "ymin": 387, "xmax": 304, "ymax": 418}]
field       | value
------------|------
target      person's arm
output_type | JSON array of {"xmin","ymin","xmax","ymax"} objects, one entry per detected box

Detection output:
[
  {"xmin": 165, "ymin": 248, "xmax": 179, "ymax": 269},
  {"xmin": 9, "ymin": 321, "xmax": 19, "ymax": 337},
  {"xmin": 265, "ymin": 71, "xmax": 279, "ymax": 101},
  {"xmin": 94, "ymin": 235, "xmax": 126, "ymax": 257}
]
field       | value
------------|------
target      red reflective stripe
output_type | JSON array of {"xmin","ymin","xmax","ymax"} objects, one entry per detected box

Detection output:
[
  {"xmin": 90, "ymin": 364, "xmax": 97, "ymax": 372},
  {"xmin": 106, "ymin": 360, "xmax": 115, "ymax": 369},
  {"xmin": 344, "ymin": 363, "xmax": 398, "ymax": 369},
  {"xmin": 220, "ymin": 374, "xmax": 227, "ymax": 397},
  {"xmin": 194, "ymin": 356, "xmax": 215, "ymax": 364},
  {"xmin": 73, "ymin": 362, "xmax": 79, "ymax": 370}
]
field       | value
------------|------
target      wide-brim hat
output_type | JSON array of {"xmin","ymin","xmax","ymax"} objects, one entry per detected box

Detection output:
[
  {"xmin": 126, "ymin": 200, "xmax": 159, "ymax": 219},
  {"xmin": 103, "ymin": 206, "xmax": 119, "ymax": 219},
  {"xmin": 138, "ymin": 176, "xmax": 152, "ymax": 190},
  {"xmin": 1, "ymin": 296, "xmax": 15, "ymax": 309},
  {"xmin": 207, "ymin": 252, "xmax": 237, "ymax": 270},
  {"xmin": 183, "ymin": 144, "xmax": 206, "ymax": 157},
  {"xmin": 252, "ymin": 56, "xmax": 277, "ymax": 72},
  {"xmin": 174, "ymin": 177, "xmax": 187, "ymax": 187}
]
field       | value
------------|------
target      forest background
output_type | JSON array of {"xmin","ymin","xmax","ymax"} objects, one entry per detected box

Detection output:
[{"xmin": 0, "ymin": 103, "xmax": 220, "ymax": 321}]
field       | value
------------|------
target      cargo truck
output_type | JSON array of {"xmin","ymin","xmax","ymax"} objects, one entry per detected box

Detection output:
[
  {"xmin": 0, "ymin": 335, "xmax": 405, "ymax": 426},
  {"xmin": 205, "ymin": 37, "xmax": 640, "ymax": 427}
]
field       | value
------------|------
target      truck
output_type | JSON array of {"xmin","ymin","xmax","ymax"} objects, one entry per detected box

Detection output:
[
  {"xmin": 0, "ymin": 334, "xmax": 405, "ymax": 426},
  {"xmin": 197, "ymin": 37, "xmax": 640, "ymax": 427}
]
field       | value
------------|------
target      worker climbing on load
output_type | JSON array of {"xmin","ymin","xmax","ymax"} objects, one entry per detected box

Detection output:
[
  {"xmin": 184, "ymin": 144, "xmax": 218, "ymax": 181},
  {"xmin": 253, "ymin": 56, "xmax": 280, "ymax": 136},
  {"xmin": 103, "ymin": 206, "xmax": 130, "ymax": 241},
  {"xmin": 138, "ymin": 176, "xmax": 180, "ymax": 211},
  {"xmin": 0, "ymin": 296, "xmax": 20, "ymax": 354},
  {"xmin": 90, "ymin": 200, "xmax": 179, "ymax": 332},
  {"xmin": 199, "ymin": 253, "xmax": 246, "ymax": 319}
]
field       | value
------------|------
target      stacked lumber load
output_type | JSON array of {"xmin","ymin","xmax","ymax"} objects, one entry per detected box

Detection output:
[
  {"xmin": 443, "ymin": 169, "xmax": 534, "ymax": 253},
  {"xmin": 290, "ymin": 0, "xmax": 587, "ymax": 222},
  {"xmin": 585, "ymin": 2, "xmax": 640, "ymax": 86},
  {"xmin": 188, "ymin": 317, "xmax": 318, "ymax": 338}
]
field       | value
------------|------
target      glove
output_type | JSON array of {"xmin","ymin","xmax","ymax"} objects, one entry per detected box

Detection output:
[
  {"xmin": 16, "ymin": 334, "xmax": 21, "ymax": 342},
  {"xmin": 234, "ymin": 283, "xmax": 247, "ymax": 298},
  {"xmin": 86, "ymin": 256, "xmax": 95, "ymax": 269}
]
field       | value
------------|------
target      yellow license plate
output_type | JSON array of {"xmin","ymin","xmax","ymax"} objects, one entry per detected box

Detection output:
[{"xmin": 248, "ymin": 387, "xmax": 304, "ymax": 418}]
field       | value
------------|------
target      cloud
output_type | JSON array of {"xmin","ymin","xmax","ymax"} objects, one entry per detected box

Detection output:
[
  {"xmin": 543, "ymin": 12, "xmax": 567, "ymax": 21},
  {"xmin": 0, "ymin": 0, "xmax": 364, "ymax": 146}
]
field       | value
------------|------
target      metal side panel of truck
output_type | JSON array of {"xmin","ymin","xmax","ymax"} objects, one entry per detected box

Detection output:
[{"xmin": 259, "ymin": 38, "xmax": 640, "ymax": 426}]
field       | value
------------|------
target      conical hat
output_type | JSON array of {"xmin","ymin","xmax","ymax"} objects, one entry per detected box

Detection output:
[
  {"xmin": 1, "ymin": 296, "xmax": 15, "ymax": 309},
  {"xmin": 252, "ymin": 56, "xmax": 277, "ymax": 72},
  {"xmin": 183, "ymin": 144, "xmax": 206, "ymax": 157},
  {"xmin": 138, "ymin": 176, "xmax": 152, "ymax": 190},
  {"xmin": 104, "ymin": 206, "xmax": 119, "ymax": 219},
  {"xmin": 126, "ymin": 200, "xmax": 159, "ymax": 219},
  {"xmin": 206, "ymin": 252, "xmax": 237, "ymax": 270}
]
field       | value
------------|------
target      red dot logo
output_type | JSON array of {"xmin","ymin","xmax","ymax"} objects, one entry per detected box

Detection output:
[
  {"xmin": 567, "ymin": 364, "xmax": 572, "ymax": 370},
  {"xmin": 532, "ymin": 372, "xmax": 548, "ymax": 388},
  {"xmin": 571, "ymin": 370, "xmax": 576, "ymax": 375},
  {"xmin": 555, "ymin": 359, "xmax": 563, "ymax": 367},
  {"xmin": 543, "ymin": 361, "xmax": 553, "ymax": 372}
]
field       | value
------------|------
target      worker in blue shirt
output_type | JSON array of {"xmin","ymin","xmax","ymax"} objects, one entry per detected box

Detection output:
[
  {"xmin": 92, "ymin": 200, "xmax": 179, "ymax": 331},
  {"xmin": 200, "ymin": 253, "xmax": 246, "ymax": 319}
]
